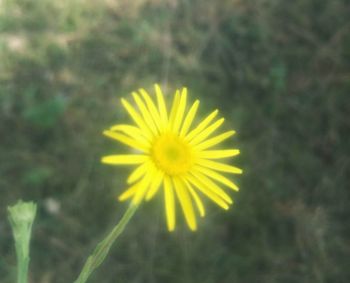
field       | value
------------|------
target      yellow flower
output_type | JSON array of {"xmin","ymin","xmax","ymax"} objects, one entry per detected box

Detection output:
[{"xmin": 102, "ymin": 84, "xmax": 242, "ymax": 231}]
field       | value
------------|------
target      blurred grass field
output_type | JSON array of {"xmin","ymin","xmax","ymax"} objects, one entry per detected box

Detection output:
[{"xmin": 1, "ymin": 0, "xmax": 349, "ymax": 282}]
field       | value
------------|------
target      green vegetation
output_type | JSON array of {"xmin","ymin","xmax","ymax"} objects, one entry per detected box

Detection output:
[{"xmin": 1, "ymin": 0, "xmax": 349, "ymax": 282}]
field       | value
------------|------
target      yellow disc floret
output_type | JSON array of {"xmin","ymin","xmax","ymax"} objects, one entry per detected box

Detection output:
[{"xmin": 151, "ymin": 133, "xmax": 192, "ymax": 176}]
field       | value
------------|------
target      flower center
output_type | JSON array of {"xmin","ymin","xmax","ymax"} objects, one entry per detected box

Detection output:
[{"xmin": 151, "ymin": 133, "xmax": 192, "ymax": 176}]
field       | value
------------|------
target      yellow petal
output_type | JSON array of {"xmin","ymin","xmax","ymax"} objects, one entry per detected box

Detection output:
[
  {"xmin": 168, "ymin": 90, "xmax": 180, "ymax": 130},
  {"xmin": 195, "ymin": 166, "xmax": 239, "ymax": 192},
  {"xmin": 103, "ymin": 130, "xmax": 148, "ymax": 151},
  {"xmin": 145, "ymin": 169, "xmax": 164, "ymax": 201},
  {"xmin": 179, "ymin": 100, "xmax": 199, "ymax": 137},
  {"xmin": 189, "ymin": 118, "xmax": 225, "ymax": 145},
  {"xmin": 155, "ymin": 84, "xmax": 168, "ymax": 128},
  {"xmin": 196, "ymin": 149, "xmax": 240, "ymax": 159},
  {"xmin": 101, "ymin": 155, "xmax": 147, "ymax": 165},
  {"xmin": 197, "ymin": 159, "xmax": 243, "ymax": 174},
  {"xmin": 186, "ymin": 181, "xmax": 205, "ymax": 217},
  {"xmin": 171, "ymin": 87, "xmax": 187, "ymax": 134},
  {"xmin": 194, "ymin": 131, "xmax": 236, "ymax": 151},
  {"xmin": 185, "ymin": 109, "xmax": 219, "ymax": 141},
  {"xmin": 132, "ymin": 173, "xmax": 152, "ymax": 205},
  {"xmin": 121, "ymin": 98, "xmax": 153, "ymax": 139},
  {"xmin": 118, "ymin": 184, "xmax": 138, "ymax": 201},
  {"xmin": 110, "ymin": 124, "xmax": 150, "ymax": 145},
  {"xmin": 139, "ymin": 88, "xmax": 162, "ymax": 132},
  {"xmin": 127, "ymin": 162, "xmax": 148, "ymax": 184},
  {"xmin": 132, "ymin": 92, "xmax": 158, "ymax": 135},
  {"xmin": 164, "ymin": 176, "xmax": 176, "ymax": 231},
  {"xmin": 184, "ymin": 174, "xmax": 230, "ymax": 210},
  {"xmin": 191, "ymin": 171, "xmax": 233, "ymax": 204},
  {"xmin": 173, "ymin": 177, "xmax": 197, "ymax": 231}
]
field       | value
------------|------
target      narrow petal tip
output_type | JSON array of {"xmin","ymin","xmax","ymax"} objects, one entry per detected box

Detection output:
[
  {"xmin": 222, "ymin": 205, "xmax": 230, "ymax": 211},
  {"xmin": 118, "ymin": 195, "xmax": 127, "ymax": 202},
  {"xmin": 189, "ymin": 224, "xmax": 197, "ymax": 232},
  {"xmin": 168, "ymin": 226, "xmax": 175, "ymax": 232}
]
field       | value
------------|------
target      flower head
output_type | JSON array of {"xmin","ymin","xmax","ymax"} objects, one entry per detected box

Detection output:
[
  {"xmin": 8, "ymin": 200, "xmax": 37, "ymax": 262},
  {"xmin": 102, "ymin": 84, "xmax": 242, "ymax": 231}
]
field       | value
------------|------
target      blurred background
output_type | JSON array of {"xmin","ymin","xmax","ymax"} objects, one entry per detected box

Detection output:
[{"xmin": 0, "ymin": 0, "xmax": 349, "ymax": 282}]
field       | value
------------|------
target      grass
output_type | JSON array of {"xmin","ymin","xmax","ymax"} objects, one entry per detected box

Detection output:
[{"xmin": 0, "ymin": 0, "xmax": 349, "ymax": 282}]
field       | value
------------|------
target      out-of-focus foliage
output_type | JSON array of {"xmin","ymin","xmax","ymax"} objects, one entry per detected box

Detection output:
[{"xmin": 0, "ymin": 0, "xmax": 349, "ymax": 282}]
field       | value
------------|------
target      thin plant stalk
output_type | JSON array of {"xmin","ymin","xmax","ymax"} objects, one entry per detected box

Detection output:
[
  {"xmin": 73, "ymin": 204, "xmax": 139, "ymax": 283},
  {"xmin": 17, "ymin": 255, "xmax": 29, "ymax": 283}
]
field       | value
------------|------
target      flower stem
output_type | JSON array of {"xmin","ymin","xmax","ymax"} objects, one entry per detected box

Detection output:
[
  {"xmin": 17, "ymin": 257, "xmax": 29, "ymax": 283},
  {"xmin": 73, "ymin": 204, "xmax": 139, "ymax": 283}
]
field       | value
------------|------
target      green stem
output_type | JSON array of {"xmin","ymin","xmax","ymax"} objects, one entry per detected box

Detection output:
[
  {"xmin": 17, "ymin": 257, "xmax": 29, "ymax": 283},
  {"xmin": 73, "ymin": 204, "xmax": 139, "ymax": 283}
]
